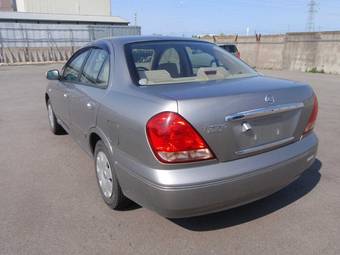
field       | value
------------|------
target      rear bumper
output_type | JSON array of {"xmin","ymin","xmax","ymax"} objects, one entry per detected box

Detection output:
[{"xmin": 116, "ymin": 133, "xmax": 318, "ymax": 218}]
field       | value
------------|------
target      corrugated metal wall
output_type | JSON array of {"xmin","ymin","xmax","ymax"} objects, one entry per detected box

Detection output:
[
  {"xmin": 15, "ymin": 0, "xmax": 111, "ymax": 16},
  {"xmin": 0, "ymin": 22, "xmax": 141, "ymax": 64}
]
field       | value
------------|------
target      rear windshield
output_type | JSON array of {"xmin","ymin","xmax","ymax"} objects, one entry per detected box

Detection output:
[
  {"xmin": 220, "ymin": 45, "xmax": 238, "ymax": 53},
  {"xmin": 125, "ymin": 41, "xmax": 257, "ymax": 86}
]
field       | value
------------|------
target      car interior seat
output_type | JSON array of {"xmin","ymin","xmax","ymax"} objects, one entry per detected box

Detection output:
[{"xmin": 157, "ymin": 63, "xmax": 179, "ymax": 78}]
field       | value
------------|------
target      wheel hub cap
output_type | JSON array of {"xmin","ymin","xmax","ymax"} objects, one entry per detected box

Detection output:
[
  {"xmin": 96, "ymin": 151, "xmax": 113, "ymax": 198},
  {"xmin": 48, "ymin": 104, "xmax": 54, "ymax": 129}
]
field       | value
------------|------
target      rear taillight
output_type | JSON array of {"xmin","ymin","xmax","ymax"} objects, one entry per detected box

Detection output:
[
  {"xmin": 303, "ymin": 95, "xmax": 318, "ymax": 134},
  {"xmin": 146, "ymin": 112, "xmax": 215, "ymax": 163},
  {"xmin": 236, "ymin": 51, "xmax": 241, "ymax": 59}
]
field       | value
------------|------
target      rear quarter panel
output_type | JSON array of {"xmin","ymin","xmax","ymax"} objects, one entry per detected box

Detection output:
[{"xmin": 96, "ymin": 87, "xmax": 177, "ymax": 168}]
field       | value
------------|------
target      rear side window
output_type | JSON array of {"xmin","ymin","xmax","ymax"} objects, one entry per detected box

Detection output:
[
  {"xmin": 97, "ymin": 58, "xmax": 110, "ymax": 87},
  {"xmin": 80, "ymin": 48, "xmax": 109, "ymax": 88},
  {"xmin": 63, "ymin": 50, "xmax": 89, "ymax": 81}
]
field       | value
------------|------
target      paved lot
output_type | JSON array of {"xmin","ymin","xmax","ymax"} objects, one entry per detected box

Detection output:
[{"xmin": 0, "ymin": 64, "xmax": 339, "ymax": 255}]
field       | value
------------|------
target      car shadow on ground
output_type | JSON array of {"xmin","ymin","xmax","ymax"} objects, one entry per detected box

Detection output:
[
  {"xmin": 170, "ymin": 159, "xmax": 322, "ymax": 231},
  {"xmin": 119, "ymin": 202, "xmax": 142, "ymax": 211}
]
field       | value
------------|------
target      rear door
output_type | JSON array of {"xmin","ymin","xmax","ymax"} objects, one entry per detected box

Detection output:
[
  {"xmin": 68, "ymin": 47, "xmax": 110, "ymax": 150},
  {"xmin": 55, "ymin": 49, "xmax": 90, "ymax": 129}
]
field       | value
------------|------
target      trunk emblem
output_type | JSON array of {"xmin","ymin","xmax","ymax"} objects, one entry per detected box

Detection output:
[{"xmin": 265, "ymin": 95, "xmax": 275, "ymax": 104}]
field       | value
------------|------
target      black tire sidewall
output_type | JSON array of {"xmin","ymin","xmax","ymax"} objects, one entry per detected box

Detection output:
[
  {"xmin": 47, "ymin": 100, "xmax": 58, "ymax": 134},
  {"xmin": 47, "ymin": 99, "xmax": 66, "ymax": 135}
]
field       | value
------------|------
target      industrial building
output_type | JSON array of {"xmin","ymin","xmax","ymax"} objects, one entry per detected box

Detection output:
[
  {"xmin": 0, "ymin": 0, "xmax": 141, "ymax": 64},
  {"xmin": 0, "ymin": 11, "xmax": 129, "ymax": 26},
  {"xmin": 1, "ymin": 0, "xmax": 111, "ymax": 16},
  {"xmin": 0, "ymin": 0, "xmax": 13, "ymax": 11}
]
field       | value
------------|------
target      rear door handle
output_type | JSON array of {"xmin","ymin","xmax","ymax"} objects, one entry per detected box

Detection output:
[{"xmin": 86, "ymin": 102, "xmax": 94, "ymax": 110}]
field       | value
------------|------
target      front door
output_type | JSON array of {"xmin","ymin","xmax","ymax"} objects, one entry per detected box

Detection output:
[
  {"xmin": 49, "ymin": 80, "xmax": 70, "ymax": 129},
  {"xmin": 68, "ymin": 48, "xmax": 110, "ymax": 150}
]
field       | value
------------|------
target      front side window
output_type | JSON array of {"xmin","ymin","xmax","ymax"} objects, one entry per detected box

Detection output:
[
  {"xmin": 80, "ymin": 48, "xmax": 109, "ymax": 87},
  {"xmin": 126, "ymin": 41, "xmax": 257, "ymax": 86},
  {"xmin": 62, "ymin": 50, "xmax": 89, "ymax": 82}
]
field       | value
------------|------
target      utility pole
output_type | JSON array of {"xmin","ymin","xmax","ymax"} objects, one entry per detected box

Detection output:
[
  {"xmin": 306, "ymin": 0, "xmax": 317, "ymax": 32},
  {"xmin": 134, "ymin": 13, "xmax": 137, "ymax": 26}
]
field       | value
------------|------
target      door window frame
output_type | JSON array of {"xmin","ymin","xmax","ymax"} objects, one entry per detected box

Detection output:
[
  {"xmin": 61, "ymin": 47, "xmax": 91, "ymax": 83},
  {"xmin": 61, "ymin": 46, "xmax": 111, "ymax": 90}
]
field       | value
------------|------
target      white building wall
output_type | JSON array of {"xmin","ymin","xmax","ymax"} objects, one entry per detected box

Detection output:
[{"xmin": 15, "ymin": 0, "xmax": 111, "ymax": 16}]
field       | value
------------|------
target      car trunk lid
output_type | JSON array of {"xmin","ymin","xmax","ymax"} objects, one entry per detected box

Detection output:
[{"xmin": 142, "ymin": 75, "xmax": 315, "ymax": 162}]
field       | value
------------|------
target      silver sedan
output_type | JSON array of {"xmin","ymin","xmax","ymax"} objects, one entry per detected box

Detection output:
[{"xmin": 45, "ymin": 36, "xmax": 318, "ymax": 218}]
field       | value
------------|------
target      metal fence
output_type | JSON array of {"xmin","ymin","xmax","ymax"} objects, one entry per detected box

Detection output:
[{"xmin": 0, "ymin": 23, "xmax": 141, "ymax": 64}]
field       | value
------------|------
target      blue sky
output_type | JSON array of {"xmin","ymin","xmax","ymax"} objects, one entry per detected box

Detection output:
[{"xmin": 111, "ymin": 0, "xmax": 340, "ymax": 36}]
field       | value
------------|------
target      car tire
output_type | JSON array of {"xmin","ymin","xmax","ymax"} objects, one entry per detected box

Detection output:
[
  {"xmin": 94, "ymin": 140, "xmax": 130, "ymax": 210},
  {"xmin": 47, "ymin": 99, "xmax": 66, "ymax": 135}
]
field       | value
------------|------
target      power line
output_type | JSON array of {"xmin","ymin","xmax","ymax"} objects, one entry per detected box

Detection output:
[{"xmin": 306, "ymin": 0, "xmax": 318, "ymax": 32}]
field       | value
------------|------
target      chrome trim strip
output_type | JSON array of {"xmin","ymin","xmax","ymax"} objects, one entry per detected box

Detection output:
[
  {"xmin": 225, "ymin": 102, "xmax": 304, "ymax": 122},
  {"xmin": 235, "ymin": 137, "xmax": 295, "ymax": 155}
]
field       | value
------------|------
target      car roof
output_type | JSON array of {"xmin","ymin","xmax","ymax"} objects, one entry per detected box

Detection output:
[{"xmin": 91, "ymin": 35, "xmax": 212, "ymax": 47}]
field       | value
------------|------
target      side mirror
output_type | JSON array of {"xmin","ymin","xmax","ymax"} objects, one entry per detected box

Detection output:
[{"xmin": 46, "ymin": 69, "xmax": 60, "ymax": 80}]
